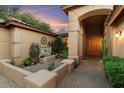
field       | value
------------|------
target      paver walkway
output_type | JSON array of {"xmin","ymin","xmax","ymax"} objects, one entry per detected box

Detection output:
[
  {"xmin": 0, "ymin": 74, "xmax": 18, "ymax": 88},
  {"xmin": 57, "ymin": 57, "xmax": 109, "ymax": 88}
]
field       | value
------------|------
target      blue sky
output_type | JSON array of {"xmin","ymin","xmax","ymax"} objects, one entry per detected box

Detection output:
[{"xmin": 19, "ymin": 5, "xmax": 68, "ymax": 32}]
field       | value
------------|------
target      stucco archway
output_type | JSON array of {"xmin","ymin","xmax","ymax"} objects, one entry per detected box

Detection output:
[
  {"xmin": 79, "ymin": 9, "xmax": 112, "ymax": 58},
  {"xmin": 67, "ymin": 6, "xmax": 113, "ymax": 61}
]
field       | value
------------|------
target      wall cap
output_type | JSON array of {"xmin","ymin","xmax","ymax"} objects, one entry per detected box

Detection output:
[{"xmin": 25, "ymin": 70, "xmax": 57, "ymax": 87}]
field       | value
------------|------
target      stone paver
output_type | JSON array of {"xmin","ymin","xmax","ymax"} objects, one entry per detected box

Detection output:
[
  {"xmin": 57, "ymin": 58, "xmax": 109, "ymax": 88},
  {"xmin": 0, "ymin": 74, "xmax": 18, "ymax": 88}
]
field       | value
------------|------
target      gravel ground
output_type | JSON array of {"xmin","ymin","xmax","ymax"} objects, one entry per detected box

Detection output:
[
  {"xmin": 19, "ymin": 59, "xmax": 62, "ymax": 73},
  {"xmin": 0, "ymin": 74, "xmax": 18, "ymax": 88},
  {"xmin": 57, "ymin": 58, "xmax": 109, "ymax": 88}
]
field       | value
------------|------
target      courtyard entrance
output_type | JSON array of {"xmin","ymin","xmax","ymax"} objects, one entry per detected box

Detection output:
[{"xmin": 61, "ymin": 5, "xmax": 113, "ymax": 88}]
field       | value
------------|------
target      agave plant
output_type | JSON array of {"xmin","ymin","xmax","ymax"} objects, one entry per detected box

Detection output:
[{"xmin": 29, "ymin": 43, "xmax": 40, "ymax": 64}]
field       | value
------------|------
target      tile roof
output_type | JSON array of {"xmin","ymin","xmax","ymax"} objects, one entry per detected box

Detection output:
[
  {"xmin": 0, "ymin": 17, "xmax": 58, "ymax": 37},
  {"xmin": 105, "ymin": 5, "xmax": 124, "ymax": 26}
]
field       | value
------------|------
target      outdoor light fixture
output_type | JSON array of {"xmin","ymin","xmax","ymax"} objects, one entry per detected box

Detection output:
[{"xmin": 115, "ymin": 31, "xmax": 121, "ymax": 39}]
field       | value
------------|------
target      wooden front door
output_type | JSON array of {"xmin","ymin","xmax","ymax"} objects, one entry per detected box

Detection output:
[{"xmin": 86, "ymin": 36, "xmax": 102, "ymax": 56}]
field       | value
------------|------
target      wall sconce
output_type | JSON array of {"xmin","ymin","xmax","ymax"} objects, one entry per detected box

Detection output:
[{"xmin": 115, "ymin": 31, "xmax": 121, "ymax": 39}]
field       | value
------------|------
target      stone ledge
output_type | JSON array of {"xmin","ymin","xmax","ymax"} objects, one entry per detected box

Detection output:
[{"xmin": 24, "ymin": 70, "xmax": 57, "ymax": 88}]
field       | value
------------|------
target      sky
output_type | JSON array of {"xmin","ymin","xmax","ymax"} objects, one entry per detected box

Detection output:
[{"xmin": 18, "ymin": 5, "xmax": 68, "ymax": 33}]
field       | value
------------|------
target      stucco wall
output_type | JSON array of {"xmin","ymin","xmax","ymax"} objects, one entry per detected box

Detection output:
[
  {"xmin": 13, "ymin": 27, "xmax": 55, "ymax": 65},
  {"xmin": 111, "ymin": 16, "xmax": 124, "ymax": 58},
  {"xmin": 0, "ymin": 27, "xmax": 10, "ymax": 59}
]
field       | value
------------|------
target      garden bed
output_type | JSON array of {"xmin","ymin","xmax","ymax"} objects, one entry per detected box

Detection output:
[
  {"xmin": 18, "ymin": 58, "xmax": 62, "ymax": 73},
  {"xmin": 103, "ymin": 56, "xmax": 124, "ymax": 88},
  {"xmin": 0, "ymin": 58, "xmax": 74, "ymax": 88}
]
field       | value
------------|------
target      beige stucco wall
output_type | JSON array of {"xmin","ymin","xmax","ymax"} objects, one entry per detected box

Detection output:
[
  {"xmin": 67, "ymin": 5, "xmax": 113, "ymax": 59},
  {"xmin": 12, "ymin": 27, "xmax": 55, "ymax": 65},
  {"xmin": 0, "ymin": 26, "xmax": 55, "ymax": 65},
  {"xmin": 111, "ymin": 16, "xmax": 124, "ymax": 58},
  {"xmin": 0, "ymin": 27, "xmax": 10, "ymax": 59}
]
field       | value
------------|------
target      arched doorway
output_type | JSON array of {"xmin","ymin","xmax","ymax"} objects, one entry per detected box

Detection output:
[
  {"xmin": 83, "ymin": 15, "xmax": 106, "ymax": 57},
  {"xmin": 78, "ymin": 9, "xmax": 112, "ymax": 58}
]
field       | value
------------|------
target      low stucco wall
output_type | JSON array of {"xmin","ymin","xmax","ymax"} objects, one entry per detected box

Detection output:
[
  {"xmin": 0, "ymin": 62, "xmax": 32, "ymax": 87},
  {"xmin": 53, "ymin": 59, "xmax": 74, "ymax": 85},
  {"xmin": 61, "ymin": 59, "xmax": 75, "ymax": 74},
  {"xmin": 0, "ymin": 27, "xmax": 10, "ymax": 59},
  {"xmin": 25, "ymin": 70, "xmax": 57, "ymax": 88},
  {"xmin": 52, "ymin": 63, "xmax": 68, "ymax": 82},
  {"xmin": 24, "ymin": 59, "xmax": 74, "ymax": 88},
  {"xmin": 0, "ymin": 59, "xmax": 74, "ymax": 88},
  {"xmin": 0, "ymin": 59, "xmax": 11, "ymax": 73},
  {"xmin": 0, "ymin": 63, "xmax": 2, "ymax": 74}
]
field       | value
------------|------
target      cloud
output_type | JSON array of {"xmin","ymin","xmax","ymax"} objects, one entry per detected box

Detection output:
[
  {"xmin": 33, "ymin": 14, "xmax": 68, "ymax": 30},
  {"xmin": 19, "ymin": 5, "xmax": 68, "ymax": 32}
]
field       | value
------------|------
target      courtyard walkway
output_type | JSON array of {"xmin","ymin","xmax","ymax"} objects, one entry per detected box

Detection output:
[{"xmin": 57, "ymin": 57, "xmax": 109, "ymax": 88}]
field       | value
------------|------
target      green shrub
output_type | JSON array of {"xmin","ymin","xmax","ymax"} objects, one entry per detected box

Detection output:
[
  {"xmin": 103, "ymin": 56, "xmax": 111, "ymax": 62},
  {"xmin": 104, "ymin": 58, "xmax": 124, "ymax": 87},
  {"xmin": 103, "ymin": 56, "xmax": 122, "ymax": 63},
  {"xmin": 110, "ymin": 56, "xmax": 121, "ymax": 62},
  {"xmin": 30, "ymin": 43, "xmax": 40, "ymax": 58},
  {"xmin": 50, "ymin": 36, "xmax": 68, "ymax": 59},
  {"xmin": 24, "ymin": 57, "xmax": 31, "ymax": 66},
  {"xmin": 60, "ymin": 49, "xmax": 68, "ymax": 59},
  {"xmin": 50, "ymin": 36, "xmax": 63, "ymax": 54},
  {"xmin": 48, "ymin": 63, "xmax": 55, "ymax": 71},
  {"xmin": 15, "ymin": 12, "xmax": 52, "ymax": 32},
  {"xmin": 60, "ymin": 46, "xmax": 68, "ymax": 59},
  {"xmin": 102, "ymin": 36, "xmax": 109, "ymax": 57},
  {"xmin": 29, "ymin": 43, "xmax": 40, "ymax": 64}
]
